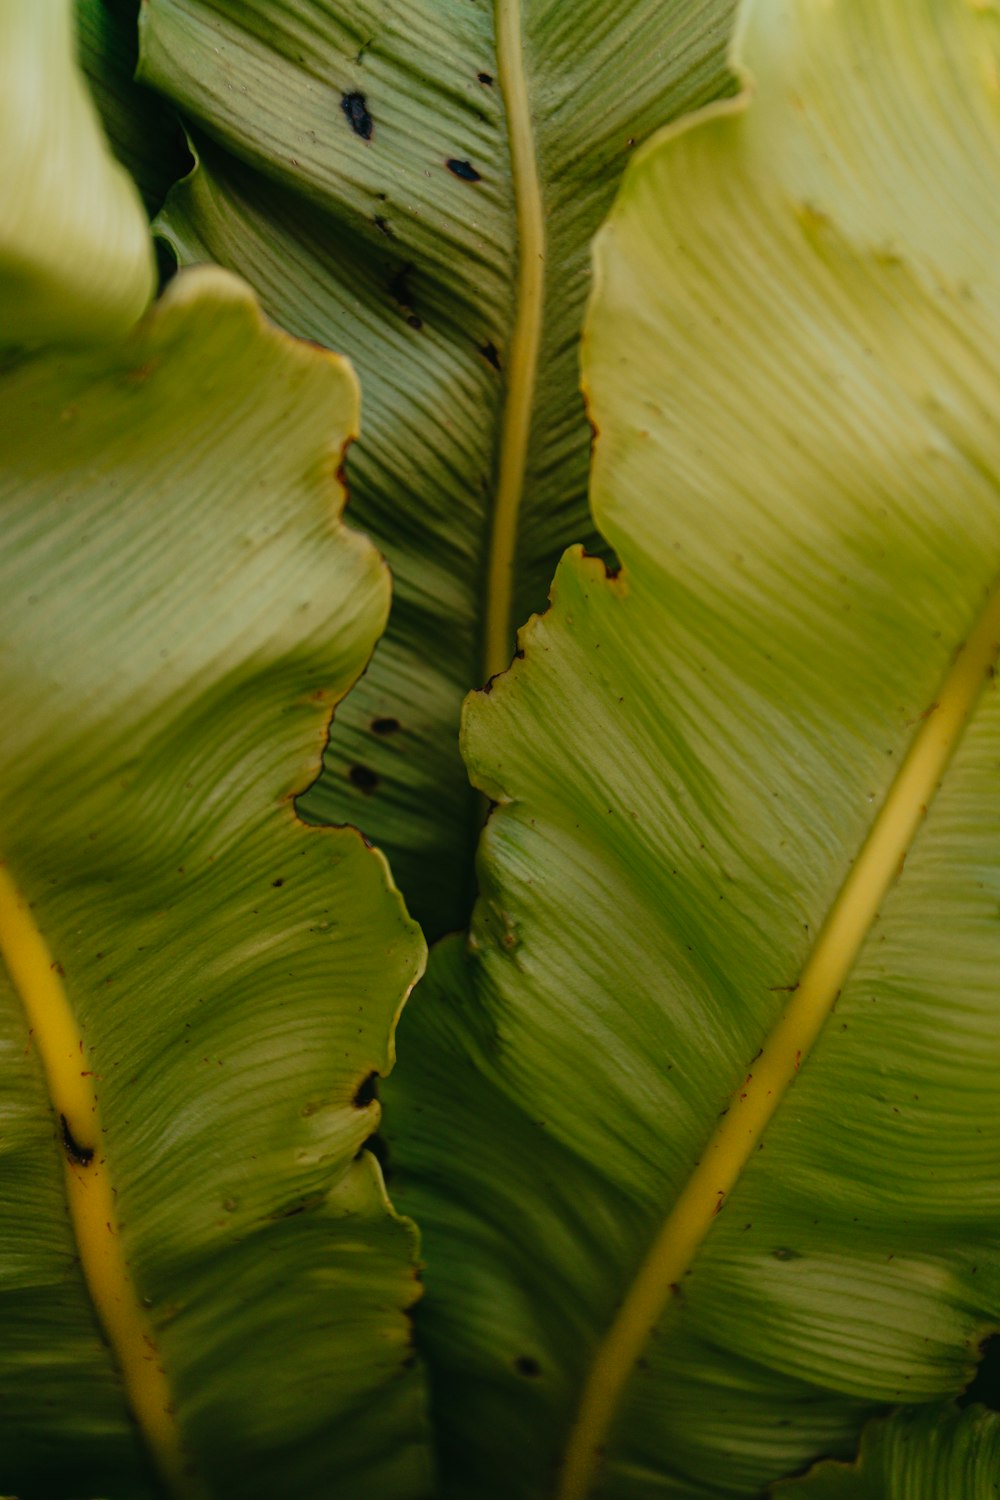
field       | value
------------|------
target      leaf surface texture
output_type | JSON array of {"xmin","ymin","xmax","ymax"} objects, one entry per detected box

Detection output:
[
  {"xmin": 1, "ymin": 0, "xmax": 154, "ymax": 346},
  {"xmin": 774, "ymin": 1404, "xmax": 1000, "ymax": 1498},
  {"xmin": 384, "ymin": 2, "xmax": 1000, "ymax": 1494},
  {"xmin": 138, "ymin": 0, "xmax": 737, "ymax": 934},
  {"xmin": 0, "ymin": 268, "xmax": 431, "ymax": 1500}
]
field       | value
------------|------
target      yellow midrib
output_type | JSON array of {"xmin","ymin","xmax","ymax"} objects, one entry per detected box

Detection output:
[
  {"xmin": 556, "ymin": 582, "xmax": 1000, "ymax": 1500},
  {"xmin": 483, "ymin": 0, "xmax": 546, "ymax": 684},
  {"xmin": 0, "ymin": 864, "xmax": 204, "ymax": 1499}
]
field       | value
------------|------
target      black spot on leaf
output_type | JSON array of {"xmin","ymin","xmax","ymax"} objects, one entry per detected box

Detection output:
[
  {"xmin": 446, "ymin": 158, "xmax": 481, "ymax": 182},
  {"xmin": 390, "ymin": 263, "xmax": 416, "ymax": 308},
  {"xmin": 349, "ymin": 764, "xmax": 379, "ymax": 794},
  {"xmin": 477, "ymin": 71, "xmax": 494, "ymax": 85},
  {"xmin": 480, "ymin": 341, "xmax": 501, "ymax": 370},
  {"xmin": 514, "ymin": 1355, "xmax": 541, "ymax": 1378},
  {"xmin": 371, "ymin": 716, "xmax": 401, "ymax": 735},
  {"xmin": 341, "ymin": 91, "xmax": 373, "ymax": 140}
]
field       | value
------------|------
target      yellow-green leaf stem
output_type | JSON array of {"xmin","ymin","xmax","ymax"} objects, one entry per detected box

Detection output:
[
  {"xmin": 557, "ymin": 572, "xmax": 1000, "ymax": 1500},
  {"xmin": 0, "ymin": 866, "xmax": 201, "ymax": 1499},
  {"xmin": 482, "ymin": 0, "xmax": 546, "ymax": 684}
]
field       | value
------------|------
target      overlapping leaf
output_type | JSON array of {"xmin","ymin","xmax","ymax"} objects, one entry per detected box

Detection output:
[
  {"xmin": 0, "ymin": 266, "xmax": 431, "ymax": 1498},
  {"xmin": 1, "ymin": 0, "xmax": 153, "ymax": 345},
  {"xmin": 137, "ymin": 0, "xmax": 737, "ymax": 934},
  {"xmin": 383, "ymin": 1, "xmax": 1000, "ymax": 1494},
  {"xmin": 774, "ymin": 1405, "xmax": 1000, "ymax": 1498}
]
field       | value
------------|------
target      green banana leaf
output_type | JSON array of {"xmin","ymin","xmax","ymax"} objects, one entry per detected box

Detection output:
[
  {"xmin": 0, "ymin": 265, "xmax": 431, "ymax": 1498},
  {"xmin": 382, "ymin": 0, "xmax": 1000, "ymax": 1494},
  {"xmin": 75, "ymin": 0, "xmax": 190, "ymax": 218},
  {"xmin": 773, "ymin": 1404, "xmax": 1000, "ymax": 1497},
  {"xmin": 1, "ymin": 0, "xmax": 154, "ymax": 346},
  {"xmin": 135, "ymin": 0, "xmax": 737, "ymax": 936}
]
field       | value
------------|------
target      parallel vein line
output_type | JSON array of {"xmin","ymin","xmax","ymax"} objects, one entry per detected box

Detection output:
[
  {"xmin": 0, "ymin": 863, "xmax": 203, "ymax": 1499},
  {"xmin": 483, "ymin": 0, "xmax": 546, "ymax": 683},
  {"xmin": 556, "ymin": 575, "xmax": 1000, "ymax": 1500}
]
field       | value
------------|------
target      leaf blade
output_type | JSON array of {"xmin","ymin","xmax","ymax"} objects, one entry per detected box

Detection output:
[
  {"xmin": 386, "ymin": 1, "xmax": 1000, "ymax": 1493},
  {"xmin": 0, "ymin": 267, "xmax": 432, "ymax": 1499},
  {"xmin": 1, "ymin": 0, "xmax": 154, "ymax": 346},
  {"xmin": 139, "ymin": 0, "xmax": 737, "ymax": 934}
]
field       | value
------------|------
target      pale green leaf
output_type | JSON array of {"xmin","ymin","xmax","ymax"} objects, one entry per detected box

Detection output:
[
  {"xmin": 0, "ymin": 267, "xmax": 431, "ymax": 1499},
  {"xmin": 74, "ymin": 0, "xmax": 191, "ymax": 218},
  {"xmin": 1, "ymin": 0, "xmax": 154, "ymax": 347},
  {"xmin": 384, "ymin": 1, "xmax": 1000, "ymax": 1495},
  {"xmin": 137, "ymin": 0, "xmax": 737, "ymax": 935},
  {"xmin": 773, "ymin": 1404, "xmax": 1000, "ymax": 1498}
]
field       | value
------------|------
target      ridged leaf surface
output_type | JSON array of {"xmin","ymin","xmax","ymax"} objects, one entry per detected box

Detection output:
[
  {"xmin": 384, "ymin": 2, "xmax": 1000, "ymax": 1494},
  {"xmin": 139, "ymin": 0, "xmax": 737, "ymax": 934},
  {"xmin": 0, "ymin": 268, "xmax": 430, "ymax": 1500},
  {"xmin": 1, "ymin": 0, "xmax": 153, "ymax": 346}
]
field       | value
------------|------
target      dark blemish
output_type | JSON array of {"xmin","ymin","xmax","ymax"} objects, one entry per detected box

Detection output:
[
  {"xmin": 371, "ymin": 716, "xmax": 401, "ymax": 735},
  {"xmin": 271, "ymin": 878, "xmax": 285, "ymax": 888},
  {"xmin": 354, "ymin": 1071, "xmax": 379, "ymax": 1108},
  {"xmin": 349, "ymin": 764, "xmax": 379, "ymax": 794},
  {"xmin": 270, "ymin": 1193, "xmax": 323, "ymax": 1221},
  {"xmin": 772, "ymin": 1247, "xmax": 803, "ymax": 1261},
  {"xmin": 514, "ymin": 1355, "xmax": 541, "ymax": 1378},
  {"xmin": 60, "ymin": 1113, "xmax": 94, "ymax": 1167},
  {"xmin": 390, "ymin": 263, "xmax": 415, "ymax": 306},
  {"xmin": 389, "ymin": 264, "xmax": 423, "ymax": 327},
  {"xmin": 402, "ymin": 1353, "xmax": 418, "ymax": 1369},
  {"xmin": 341, "ymin": 91, "xmax": 373, "ymax": 140},
  {"xmin": 373, "ymin": 215, "xmax": 393, "ymax": 236},
  {"xmin": 960, "ymin": 1333, "xmax": 1000, "ymax": 1411},
  {"xmin": 446, "ymin": 158, "xmax": 482, "ymax": 182},
  {"xmin": 478, "ymin": 71, "xmax": 494, "ymax": 85},
  {"xmin": 480, "ymin": 341, "xmax": 501, "ymax": 370}
]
